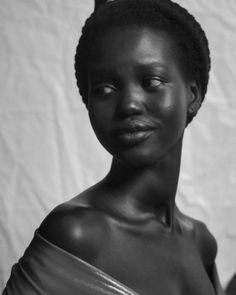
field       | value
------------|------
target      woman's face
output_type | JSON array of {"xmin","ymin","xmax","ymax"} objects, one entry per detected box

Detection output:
[{"xmin": 87, "ymin": 26, "xmax": 194, "ymax": 167}]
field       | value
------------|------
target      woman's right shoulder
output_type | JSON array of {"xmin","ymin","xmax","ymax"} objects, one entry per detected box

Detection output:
[{"xmin": 38, "ymin": 191, "xmax": 108, "ymax": 263}]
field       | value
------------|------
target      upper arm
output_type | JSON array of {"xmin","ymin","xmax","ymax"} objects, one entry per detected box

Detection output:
[
  {"xmin": 177, "ymin": 209, "xmax": 217, "ymax": 268},
  {"xmin": 209, "ymin": 263, "xmax": 225, "ymax": 295},
  {"xmin": 195, "ymin": 221, "xmax": 217, "ymax": 268},
  {"xmin": 38, "ymin": 202, "xmax": 106, "ymax": 263},
  {"xmin": 194, "ymin": 221, "xmax": 224, "ymax": 293}
]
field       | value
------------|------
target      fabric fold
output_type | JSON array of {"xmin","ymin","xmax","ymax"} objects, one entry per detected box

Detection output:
[{"xmin": 3, "ymin": 231, "xmax": 139, "ymax": 295}]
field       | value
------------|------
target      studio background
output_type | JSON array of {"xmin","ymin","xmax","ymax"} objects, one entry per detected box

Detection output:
[{"xmin": 0, "ymin": 0, "xmax": 236, "ymax": 291}]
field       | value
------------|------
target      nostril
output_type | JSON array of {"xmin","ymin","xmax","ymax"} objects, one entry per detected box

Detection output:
[{"xmin": 115, "ymin": 100, "xmax": 143, "ymax": 118}]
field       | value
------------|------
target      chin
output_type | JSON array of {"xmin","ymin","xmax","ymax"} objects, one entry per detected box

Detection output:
[{"xmin": 112, "ymin": 148, "xmax": 165, "ymax": 169}]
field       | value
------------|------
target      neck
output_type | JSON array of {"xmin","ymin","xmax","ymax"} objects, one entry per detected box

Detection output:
[{"xmin": 102, "ymin": 138, "xmax": 183, "ymax": 224}]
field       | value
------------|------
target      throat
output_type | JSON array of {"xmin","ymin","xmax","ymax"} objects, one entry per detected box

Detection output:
[
  {"xmin": 102, "ymin": 141, "xmax": 182, "ymax": 226},
  {"xmin": 154, "ymin": 203, "xmax": 175, "ymax": 228}
]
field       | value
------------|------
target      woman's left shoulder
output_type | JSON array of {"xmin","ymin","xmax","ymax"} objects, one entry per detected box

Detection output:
[
  {"xmin": 176, "ymin": 209, "xmax": 217, "ymax": 267},
  {"xmin": 194, "ymin": 220, "xmax": 217, "ymax": 263}
]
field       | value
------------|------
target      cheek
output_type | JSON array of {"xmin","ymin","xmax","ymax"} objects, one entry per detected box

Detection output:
[
  {"xmin": 164, "ymin": 97, "xmax": 187, "ymax": 126},
  {"xmin": 150, "ymin": 89, "xmax": 188, "ymax": 140},
  {"xmin": 88, "ymin": 101, "xmax": 112, "ymax": 144},
  {"xmin": 161, "ymin": 88, "xmax": 187, "ymax": 121},
  {"xmin": 89, "ymin": 107, "xmax": 103, "ymax": 135}
]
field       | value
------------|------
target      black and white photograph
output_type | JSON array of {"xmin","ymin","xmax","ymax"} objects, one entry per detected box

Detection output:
[{"xmin": 1, "ymin": 0, "xmax": 236, "ymax": 294}]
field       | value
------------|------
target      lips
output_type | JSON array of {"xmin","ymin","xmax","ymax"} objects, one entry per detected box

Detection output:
[{"xmin": 112, "ymin": 120, "xmax": 156, "ymax": 145}]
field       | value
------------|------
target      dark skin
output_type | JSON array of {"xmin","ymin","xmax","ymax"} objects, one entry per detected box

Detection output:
[{"xmin": 39, "ymin": 27, "xmax": 219, "ymax": 295}]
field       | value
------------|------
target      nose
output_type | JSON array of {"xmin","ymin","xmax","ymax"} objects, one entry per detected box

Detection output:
[{"xmin": 115, "ymin": 85, "xmax": 145, "ymax": 118}]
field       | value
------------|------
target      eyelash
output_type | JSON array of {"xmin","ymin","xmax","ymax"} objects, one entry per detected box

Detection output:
[
  {"xmin": 142, "ymin": 77, "xmax": 164, "ymax": 90},
  {"xmin": 91, "ymin": 76, "xmax": 165, "ymax": 97},
  {"xmin": 93, "ymin": 84, "xmax": 116, "ymax": 96}
]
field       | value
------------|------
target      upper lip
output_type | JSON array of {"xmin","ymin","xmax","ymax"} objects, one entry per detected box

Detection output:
[{"xmin": 113, "ymin": 120, "xmax": 156, "ymax": 135}]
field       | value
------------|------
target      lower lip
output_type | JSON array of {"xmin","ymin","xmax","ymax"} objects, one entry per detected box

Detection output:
[{"xmin": 115, "ymin": 130, "xmax": 154, "ymax": 145}]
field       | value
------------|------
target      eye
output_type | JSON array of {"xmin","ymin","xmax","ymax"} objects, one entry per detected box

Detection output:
[
  {"xmin": 142, "ymin": 77, "xmax": 163, "ymax": 90},
  {"xmin": 93, "ymin": 84, "xmax": 116, "ymax": 97}
]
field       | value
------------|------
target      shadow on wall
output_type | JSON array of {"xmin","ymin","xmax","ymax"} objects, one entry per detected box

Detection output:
[{"xmin": 226, "ymin": 274, "xmax": 236, "ymax": 295}]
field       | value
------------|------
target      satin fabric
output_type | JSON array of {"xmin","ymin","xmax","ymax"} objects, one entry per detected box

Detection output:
[
  {"xmin": 3, "ymin": 231, "xmax": 139, "ymax": 295},
  {"xmin": 3, "ymin": 231, "xmax": 225, "ymax": 295}
]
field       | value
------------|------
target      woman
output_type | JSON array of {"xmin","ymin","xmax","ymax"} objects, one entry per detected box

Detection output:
[{"xmin": 3, "ymin": 0, "xmax": 225, "ymax": 294}]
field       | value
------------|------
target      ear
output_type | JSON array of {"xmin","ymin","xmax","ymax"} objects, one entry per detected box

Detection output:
[{"xmin": 187, "ymin": 81, "xmax": 202, "ymax": 120}]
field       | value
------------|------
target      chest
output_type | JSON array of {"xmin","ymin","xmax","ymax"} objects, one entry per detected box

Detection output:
[{"xmin": 94, "ymin": 224, "xmax": 215, "ymax": 295}]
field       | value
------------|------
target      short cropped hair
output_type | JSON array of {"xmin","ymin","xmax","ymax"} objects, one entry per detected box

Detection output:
[{"xmin": 75, "ymin": 0, "xmax": 211, "ymax": 123}]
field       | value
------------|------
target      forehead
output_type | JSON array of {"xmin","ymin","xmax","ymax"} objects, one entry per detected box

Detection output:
[{"xmin": 88, "ymin": 26, "xmax": 185, "ymax": 79}]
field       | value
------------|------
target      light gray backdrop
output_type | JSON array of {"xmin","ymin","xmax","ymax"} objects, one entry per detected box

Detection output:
[{"xmin": 0, "ymin": 0, "xmax": 236, "ymax": 291}]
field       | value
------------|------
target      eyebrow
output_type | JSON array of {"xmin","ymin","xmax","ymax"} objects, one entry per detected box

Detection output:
[
  {"xmin": 135, "ymin": 61, "xmax": 169, "ymax": 71},
  {"xmin": 89, "ymin": 61, "xmax": 169, "ymax": 78}
]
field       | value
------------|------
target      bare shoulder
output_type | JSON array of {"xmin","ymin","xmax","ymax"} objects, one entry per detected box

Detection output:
[
  {"xmin": 38, "ymin": 188, "xmax": 108, "ymax": 263},
  {"xmin": 176, "ymin": 208, "xmax": 217, "ymax": 268}
]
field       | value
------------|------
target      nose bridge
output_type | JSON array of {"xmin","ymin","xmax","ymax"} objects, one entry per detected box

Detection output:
[{"xmin": 116, "ymin": 83, "xmax": 144, "ymax": 117}]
